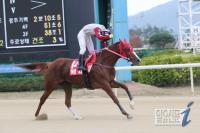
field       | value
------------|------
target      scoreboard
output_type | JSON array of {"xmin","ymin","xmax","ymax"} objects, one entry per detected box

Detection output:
[
  {"xmin": 0, "ymin": 0, "xmax": 5, "ymax": 49},
  {"xmin": 0, "ymin": 0, "xmax": 95, "ymax": 63},
  {"xmin": 0, "ymin": 0, "xmax": 66, "ymax": 49}
]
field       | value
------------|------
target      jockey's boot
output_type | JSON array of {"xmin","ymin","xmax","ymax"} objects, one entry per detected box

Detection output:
[{"xmin": 78, "ymin": 54, "xmax": 86, "ymax": 71}]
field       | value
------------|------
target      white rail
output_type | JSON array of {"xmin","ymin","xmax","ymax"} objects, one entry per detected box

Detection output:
[
  {"xmin": 1, "ymin": 63, "xmax": 200, "ymax": 95},
  {"xmin": 115, "ymin": 63, "xmax": 200, "ymax": 70},
  {"xmin": 115, "ymin": 63, "xmax": 200, "ymax": 95}
]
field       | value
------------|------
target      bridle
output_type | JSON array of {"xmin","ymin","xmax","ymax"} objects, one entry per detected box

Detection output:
[
  {"xmin": 103, "ymin": 47, "xmax": 130, "ymax": 61},
  {"xmin": 103, "ymin": 43, "xmax": 134, "ymax": 63},
  {"xmin": 93, "ymin": 42, "xmax": 140, "ymax": 64}
]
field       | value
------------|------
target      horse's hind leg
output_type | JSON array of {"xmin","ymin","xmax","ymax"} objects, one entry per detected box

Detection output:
[
  {"xmin": 103, "ymin": 82, "xmax": 132, "ymax": 119},
  {"xmin": 35, "ymin": 81, "xmax": 56, "ymax": 117},
  {"xmin": 111, "ymin": 80, "xmax": 134, "ymax": 110},
  {"xmin": 62, "ymin": 83, "xmax": 82, "ymax": 120}
]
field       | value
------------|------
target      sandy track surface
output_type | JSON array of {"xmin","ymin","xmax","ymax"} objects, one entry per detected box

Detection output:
[
  {"xmin": 0, "ymin": 96, "xmax": 199, "ymax": 133},
  {"xmin": 0, "ymin": 81, "xmax": 199, "ymax": 100}
]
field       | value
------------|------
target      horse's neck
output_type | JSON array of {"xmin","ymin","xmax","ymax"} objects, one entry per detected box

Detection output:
[{"xmin": 96, "ymin": 44, "xmax": 120, "ymax": 66}]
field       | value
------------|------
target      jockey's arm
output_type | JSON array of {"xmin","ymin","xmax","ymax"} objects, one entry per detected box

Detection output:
[{"xmin": 94, "ymin": 27, "xmax": 112, "ymax": 41}]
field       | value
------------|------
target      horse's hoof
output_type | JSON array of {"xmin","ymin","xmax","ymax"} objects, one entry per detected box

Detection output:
[
  {"xmin": 127, "ymin": 114, "xmax": 133, "ymax": 120},
  {"xmin": 130, "ymin": 100, "xmax": 135, "ymax": 110},
  {"xmin": 35, "ymin": 113, "xmax": 48, "ymax": 120},
  {"xmin": 74, "ymin": 115, "xmax": 83, "ymax": 120}
]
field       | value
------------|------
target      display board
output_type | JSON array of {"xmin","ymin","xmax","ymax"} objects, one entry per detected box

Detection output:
[
  {"xmin": 1, "ymin": 0, "xmax": 66, "ymax": 49},
  {"xmin": 0, "ymin": 0, "xmax": 5, "ymax": 49}
]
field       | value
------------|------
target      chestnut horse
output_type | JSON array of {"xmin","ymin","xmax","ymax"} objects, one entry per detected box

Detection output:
[{"xmin": 18, "ymin": 40, "xmax": 141, "ymax": 120}]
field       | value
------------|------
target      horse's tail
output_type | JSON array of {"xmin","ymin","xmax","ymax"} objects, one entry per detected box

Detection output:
[{"xmin": 17, "ymin": 62, "xmax": 49, "ymax": 73}]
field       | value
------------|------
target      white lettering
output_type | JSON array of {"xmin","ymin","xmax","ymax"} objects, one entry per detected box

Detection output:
[
  {"xmin": 11, "ymin": 7, "xmax": 16, "ymax": 14},
  {"xmin": 10, "ymin": 0, "xmax": 16, "ymax": 4}
]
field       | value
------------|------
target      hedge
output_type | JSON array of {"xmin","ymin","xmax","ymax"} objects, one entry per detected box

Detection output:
[
  {"xmin": 0, "ymin": 72, "xmax": 79, "ymax": 92},
  {"xmin": 133, "ymin": 49, "xmax": 200, "ymax": 87},
  {"xmin": 0, "ymin": 73, "xmax": 44, "ymax": 92}
]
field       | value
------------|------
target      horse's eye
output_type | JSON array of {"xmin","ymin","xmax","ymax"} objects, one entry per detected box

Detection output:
[{"xmin": 125, "ymin": 48, "xmax": 130, "ymax": 52}]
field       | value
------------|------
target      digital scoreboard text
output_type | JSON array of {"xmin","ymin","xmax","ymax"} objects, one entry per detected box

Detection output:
[{"xmin": 0, "ymin": 0, "xmax": 66, "ymax": 49}]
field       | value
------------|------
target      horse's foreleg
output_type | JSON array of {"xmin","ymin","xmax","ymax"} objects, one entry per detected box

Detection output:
[
  {"xmin": 111, "ymin": 81, "xmax": 134, "ymax": 110},
  {"xmin": 63, "ymin": 84, "xmax": 82, "ymax": 120},
  {"xmin": 103, "ymin": 82, "xmax": 132, "ymax": 119}
]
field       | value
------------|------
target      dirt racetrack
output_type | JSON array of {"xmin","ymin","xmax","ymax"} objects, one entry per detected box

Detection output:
[
  {"xmin": 0, "ymin": 95, "xmax": 199, "ymax": 133},
  {"xmin": 0, "ymin": 82, "xmax": 199, "ymax": 133}
]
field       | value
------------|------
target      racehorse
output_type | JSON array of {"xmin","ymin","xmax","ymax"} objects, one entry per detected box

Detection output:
[{"xmin": 18, "ymin": 40, "xmax": 141, "ymax": 120}]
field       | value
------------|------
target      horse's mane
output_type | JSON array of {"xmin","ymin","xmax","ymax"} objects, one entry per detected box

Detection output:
[{"xmin": 108, "ymin": 41, "xmax": 120, "ymax": 49}]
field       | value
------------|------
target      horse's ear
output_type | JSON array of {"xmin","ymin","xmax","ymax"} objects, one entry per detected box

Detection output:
[
  {"xmin": 124, "ymin": 38, "xmax": 126, "ymax": 42},
  {"xmin": 119, "ymin": 39, "xmax": 123, "ymax": 44}
]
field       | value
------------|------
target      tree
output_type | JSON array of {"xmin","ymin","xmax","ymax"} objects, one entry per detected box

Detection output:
[
  {"xmin": 129, "ymin": 30, "xmax": 142, "ymax": 48},
  {"xmin": 149, "ymin": 32, "xmax": 175, "ymax": 48},
  {"xmin": 129, "ymin": 25, "xmax": 175, "ymax": 46}
]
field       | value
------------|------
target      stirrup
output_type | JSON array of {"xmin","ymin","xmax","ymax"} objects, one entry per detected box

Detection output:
[{"xmin": 78, "ymin": 66, "xmax": 86, "ymax": 71}]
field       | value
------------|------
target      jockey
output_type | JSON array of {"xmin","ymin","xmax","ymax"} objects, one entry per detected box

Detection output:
[{"xmin": 77, "ymin": 23, "xmax": 113, "ymax": 70}]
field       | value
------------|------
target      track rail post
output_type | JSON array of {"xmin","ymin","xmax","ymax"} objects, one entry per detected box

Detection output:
[{"xmin": 190, "ymin": 67, "xmax": 194, "ymax": 95}]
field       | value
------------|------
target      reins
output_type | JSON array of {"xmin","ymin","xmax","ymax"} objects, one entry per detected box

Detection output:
[
  {"xmin": 103, "ymin": 47, "xmax": 129, "ymax": 61},
  {"xmin": 93, "ymin": 44, "xmax": 129, "ymax": 60},
  {"xmin": 92, "ymin": 43, "xmax": 130, "ymax": 62},
  {"xmin": 91, "ymin": 44, "xmax": 131, "ymax": 69},
  {"xmin": 93, "ymin": 63, "xmax": 114, "ymax": 69}
]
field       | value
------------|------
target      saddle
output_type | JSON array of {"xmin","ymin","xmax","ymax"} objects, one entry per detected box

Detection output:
[
  {"xmin": 69, "ymin": 53, "xmax": 96, "ymax": 89},
  {"xmin": 70, "ymin": 53, "xmax": 96, "ymax": 76}
]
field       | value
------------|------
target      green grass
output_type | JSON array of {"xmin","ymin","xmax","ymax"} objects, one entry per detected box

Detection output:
[
  {"xmin": 0, "ymin": 73, "xmax": 44, "ymax": 92},
  {"xmin": 133, "ymin": 49, "xmax": 200, "ymax": 87}
]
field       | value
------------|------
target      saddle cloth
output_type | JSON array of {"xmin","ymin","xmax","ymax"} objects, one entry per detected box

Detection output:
[{"xmin": 70, "ymin": 53, "xmax": 96, "ymax": 76}]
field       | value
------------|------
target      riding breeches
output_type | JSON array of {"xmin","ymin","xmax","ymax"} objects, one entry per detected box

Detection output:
[{"xmin": 77, "ymin": 32, "xmax": 94, "ymax": 55}]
